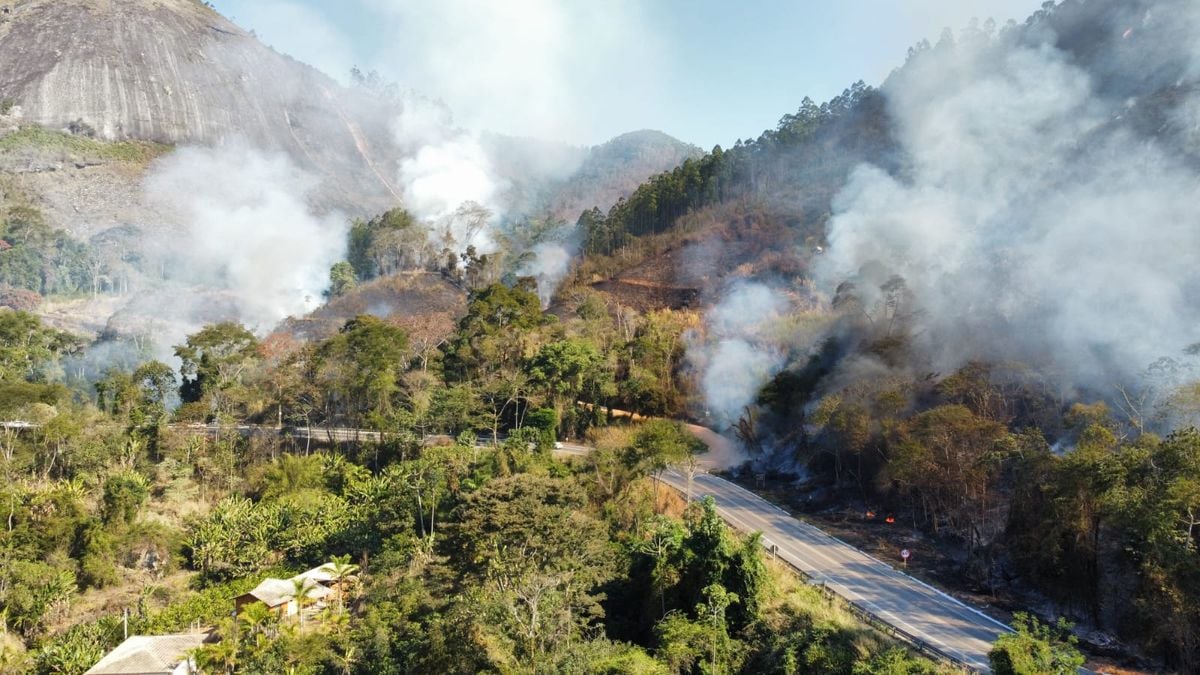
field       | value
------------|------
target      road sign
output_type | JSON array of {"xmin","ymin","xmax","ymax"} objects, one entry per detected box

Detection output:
[{"xmin": 900, "ymin": 549, "xmax": 910, "ymax": 567}]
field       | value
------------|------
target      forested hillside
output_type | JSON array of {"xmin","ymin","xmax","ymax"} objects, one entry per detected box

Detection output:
[
  {"xmin": 562, "ymin": 0, "xmax": 1200, "ymax": 670},
  {"xmin": 0, "ymin": 288, "xmax": 998, "ymax": 674},
  {"xmin": 0, "ymin": 0, "xmax": 1196, "ymax": 672}
]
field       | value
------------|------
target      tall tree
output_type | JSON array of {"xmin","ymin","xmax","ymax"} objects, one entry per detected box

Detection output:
[{"xmin": 174, "ymin": 322, "xmax": 259, "ymax": 414}]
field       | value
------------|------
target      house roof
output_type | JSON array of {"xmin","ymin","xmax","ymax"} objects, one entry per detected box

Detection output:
[
  {"xmin": 84, "ymin": 633, "xmax": 208, "ymax": 675},
  {"xmin": 240, "ymin": 576, "xmax": 332, "ymax": 607},
  {"xmin": 296, "ymin": 563, "xmax": 338, "ymax": 584}
]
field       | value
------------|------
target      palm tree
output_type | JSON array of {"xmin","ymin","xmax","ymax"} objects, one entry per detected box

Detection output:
[
  {"xmin": 237, "ymin": 601, "xmax": 274, "ymax": 639},
  {"xmin": 326, "ymin": 555, "xmax": 360, "ymax": 613},
  {"xmin": 192, "ymin": 629, "xmax": 239, "ymax": 675},
  {"xmin": 337, "ymin": 645, "xmax": 357, "ymax": 675},
  {"xmin": 287, "ymin": 577, "xmax": 317, "ymax": 629}
]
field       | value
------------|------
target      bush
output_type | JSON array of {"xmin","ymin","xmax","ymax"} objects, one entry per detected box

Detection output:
[
  {"xmin": 101, "ymin": 471, "xmax": 150, "ymax": 525},
  {"xmin": 988, "ymin": 613, "xmax": 1084, "ymax": 675},
  {"xmin": 0, "ymin": 285, "xmax": 42, "ymax": 311},
  {"xmin": 66, "ymin": 119, "xmax": 96, "ymax": 138},
  {"xmin": 76, "ymin": 523, "xmax": 120, "ymax": 589}
]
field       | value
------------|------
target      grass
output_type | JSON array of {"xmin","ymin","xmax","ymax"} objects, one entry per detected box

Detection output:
[
  {"xmin": 762, "ymin": 558, "xmax": 957, "ymax": 673},
  {"xmin": 0, "ymin": 126, "xmax": 171, "ymax": 164}
]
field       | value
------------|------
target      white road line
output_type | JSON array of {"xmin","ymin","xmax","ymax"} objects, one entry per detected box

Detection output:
[{"xmin": 661, "ymin": 470, "xmax": 1005, "ymax": 672}]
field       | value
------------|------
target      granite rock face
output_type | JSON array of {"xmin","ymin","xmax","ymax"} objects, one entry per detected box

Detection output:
[{"xmin": 0, "ymin": 0, "xmax": 401, "ymax": 208}]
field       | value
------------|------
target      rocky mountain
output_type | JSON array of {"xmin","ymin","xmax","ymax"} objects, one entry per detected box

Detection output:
[
  {"xmin": 0, "ymin": 0, "xmax": 700, "ymax": 343},
  {"xmin": 0, "ymin": 0, "xmax": 402, "ymax": 211}
]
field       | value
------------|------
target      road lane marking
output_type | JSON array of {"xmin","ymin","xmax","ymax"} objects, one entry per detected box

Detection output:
[{"xmin": 660, "ymin": 471, "xmax": 1005, "ymax": 671}]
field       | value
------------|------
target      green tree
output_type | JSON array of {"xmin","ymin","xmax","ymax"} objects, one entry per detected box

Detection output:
[
  {"xmin": 447, "ymin": 474, "xmax": 618, "ymax": 663},
  {"xmin": 100, "ymin": 470, "xmax": 150, "ymax": 525},
  {"xmin": 328, "ymin": 261, "xmax": 358, "ymax": 298},
  {"xmin": 174, "ymin": 322, "xmax": 259, "ymax": 411},
  {"xmin": 886, "ymin": 405, "xmax": 1009, "ymax": 551},
  {"xmin": 655, "ymin": 584, "xmax": 743, "ymax": 675},
  {"xmin": 327, "ymin": 554, "xmax": 360, "ymax": 613},
  {"xmin": 315, "ymin": 316, "xmax": 409, "ymax": 426},
  {"xmin": 525, "ymin": 338, "xmax": 611, "ymax": 434},
  {"xmin": 1104, "ymin": 429, "xmax": 1200, "ymax": 668},
  {"xmin": 442, "ymin": 283, "xmax": 545, "ymax": 382},
  {"xmin": 676, "ymin": 497, "xmax": 765, "ymax": 631},
  {"xmin": 0, "ymin": 311, "xmax": 78, "ymax": 383},
  {"xmin": 988, "ymin": 613, "xmax": 1084, "ymax": 675},
  {"xmin": 347, "ymin": 208, "xmax": 427, "ymax": 280}
]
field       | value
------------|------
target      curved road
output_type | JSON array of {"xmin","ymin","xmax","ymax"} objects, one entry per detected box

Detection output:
[
  {"xmin": 657, "ymin": 468, "xmax": 1009, "ymax": 672},
  {"xmin": 558, "ymin": 431, "xmax": 1010, "ymax": 672},
  {"xmin": 163, "ymin": 421, "xmax": 1011, "ymax": 670}
]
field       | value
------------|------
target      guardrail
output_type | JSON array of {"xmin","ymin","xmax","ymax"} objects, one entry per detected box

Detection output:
[
  {"xmin": 654, "ymin": 475, "xmax": 989, "ymax": 673},
  {"xmin": 165, "ymin": 423, "xmax": 516, "ymax": 448},
  {"xmin": 772, "ymin": 544, "xmax": 980, "ymax": 672}
]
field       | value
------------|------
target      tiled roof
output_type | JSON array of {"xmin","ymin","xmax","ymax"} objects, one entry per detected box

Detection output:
[{"xmin": 84, "ymin": 633, "xmax": 208, "ymax": 675}]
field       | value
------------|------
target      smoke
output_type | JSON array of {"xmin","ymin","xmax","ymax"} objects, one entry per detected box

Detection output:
[
  {"xmin": 519, "ymin": 241, "xmax": 576, "ymax": 307},
  {"xmin": 817, "ymin": 25, "xmax": 1200, "ymax": 392},
  {"xmin": 391, "ymin": 96, "xmax": 505, "ymax": 253},
  {"xmin": 361, "ymin": 0, "xmax": 663, "ymax": 143},
  {"xmin": 389, "ymin": 95, "xmax": 585, "ymax": 303},
  {"xmin": 689, "ymin": 282, "xmax": 788, "ymax": 427},
  {"xmin": 144, "ymin": 143, "xmax": 347, "ymax": 334},
  {"xmin": 214, "ymin": 0, "xmax": 666, "ymax": 306}
]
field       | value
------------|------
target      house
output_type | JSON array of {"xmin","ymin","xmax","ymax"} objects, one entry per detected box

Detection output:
[
  {"xmin": 295, "ymin": 562, "xmax": 338, "ymax": 586},
  {"xmin": 84, "ymin": 633, "xmax": 211, "ymax": 675},
  {"xmin": 235, "ymin": 575, "xmax": 332, "ymax": 618}
]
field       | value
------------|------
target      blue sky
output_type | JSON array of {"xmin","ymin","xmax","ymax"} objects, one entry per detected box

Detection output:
[{"xmin": 211, "ymin": 0, "xmax": 1045, "ymax": 148}]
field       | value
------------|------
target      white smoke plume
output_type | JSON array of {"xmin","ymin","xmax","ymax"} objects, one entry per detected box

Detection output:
[
  {"xmin": 362, "ymin": 0, "xmax": 663, "ymax": 143},
  {"xmin": 219, "ymin": 0, "xmax": 664, "ymax": 305},
  {"xmin": 390, "ymin": 95, "xmax": 583, "ymax": 302},
  {"xmin": 689, "ymin": 282, "xmax": 788, "ymax": 427},
  {"xmin": 817, "ymin": 28, "xmax": 1200, "ymax": 392},
  {"xmin": 391, "ymin": 96, "xmax": 506, "ymax": 253},
  {"xmin": 144, "ymin": 143, "xmax": 347, "ymax": 333},
  {"xmin": 519, "ymin": 241, "xmax": 575, "ymax": 307}
]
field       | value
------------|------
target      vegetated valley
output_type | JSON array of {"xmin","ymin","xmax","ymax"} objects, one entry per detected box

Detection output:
[{"xmin": 0, "ymin": 0, "xmax": 1197, "ymax": 673}]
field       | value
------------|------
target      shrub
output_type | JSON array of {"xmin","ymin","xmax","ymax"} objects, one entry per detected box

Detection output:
[
  {"xmin": 0, "ymin": 285, "xmax": 42, "ymax": 311},
  {"xmin": 101, "ymin": 471, "xmax": 150, "ymax": 525}
]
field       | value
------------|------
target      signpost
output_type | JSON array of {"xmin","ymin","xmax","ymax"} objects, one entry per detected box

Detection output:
[{"xmin": 900, "ymin": 549, "xmax": 911, "ymax": 567}]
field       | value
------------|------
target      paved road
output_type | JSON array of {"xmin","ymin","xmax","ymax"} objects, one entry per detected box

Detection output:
[
  {"xmin": 166, "ymin": 421, "xmax": 1010, "ymax": 670},
  {"xmin": 655, "ymin": 467, "xmax": 1010, "ymax": 672},
  {"xmin": 557, "ymin": 435, "xmax": 1009, "ymax": 672}
]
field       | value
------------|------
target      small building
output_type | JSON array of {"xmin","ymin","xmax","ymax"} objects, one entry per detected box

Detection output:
[
  {"xmin": 295, "ymin": 563, "xmax": 338, "ymax": 587},
  {"xmin": 235, "ymin": 576, "xmax": 332, "ymax": 618},
  {"xmin": 84, "ymin": 633, "xmax": 211, "ymax": 675}
]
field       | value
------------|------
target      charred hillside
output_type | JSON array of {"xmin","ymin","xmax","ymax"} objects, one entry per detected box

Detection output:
[
  {"xmin": 562, "ymin": 1, "xmax": 1200, "ymax": 668},
  {"xmin": 575, "ymin": 0, "xmax": 1200, "ymax": 309}
]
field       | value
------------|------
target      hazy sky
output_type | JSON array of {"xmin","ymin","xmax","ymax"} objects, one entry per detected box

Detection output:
[{"xmin": 211, "ymin": 0, "xmax": 1045, "ymax": 148}]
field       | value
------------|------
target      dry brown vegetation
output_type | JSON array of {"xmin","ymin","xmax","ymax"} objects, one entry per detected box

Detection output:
[
  {"xmin": 573, "ymin": 200, "xmax": 816, "ymax": 314},
  {"xmin": 281, "ymin": 272, "xmax": 466, "ymax": 346}
]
